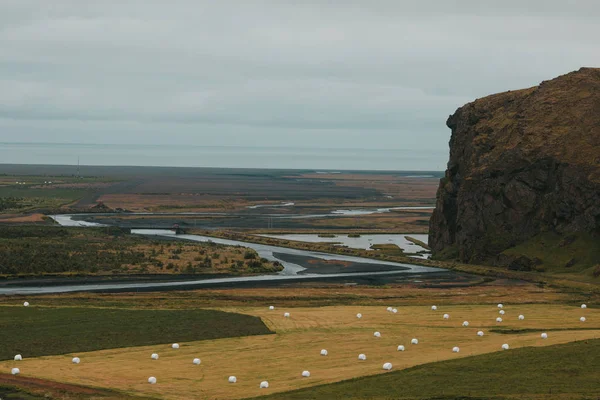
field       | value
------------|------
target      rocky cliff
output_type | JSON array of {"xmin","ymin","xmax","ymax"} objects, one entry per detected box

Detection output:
[{"xmin": 429, "ymin": 68, "xmax": 600, "ymax": 267}]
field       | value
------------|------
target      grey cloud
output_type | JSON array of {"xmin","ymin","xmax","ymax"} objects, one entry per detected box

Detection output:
[{"xmin": 0, "ymin": 0, "xmax": 599, "ymax": 153}]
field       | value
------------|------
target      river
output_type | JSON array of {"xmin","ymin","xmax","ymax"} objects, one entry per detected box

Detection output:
[{"xmin": 0, "ymin": 215, "xmax": 444, "ymax": 295}]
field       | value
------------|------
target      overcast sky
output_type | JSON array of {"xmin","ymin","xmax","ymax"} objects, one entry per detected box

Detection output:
[{"xmin": 1, "ymin": 0, "xmax": 599, "ymax": 153}]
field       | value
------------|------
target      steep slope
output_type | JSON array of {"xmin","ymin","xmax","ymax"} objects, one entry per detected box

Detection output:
[{"xmin": 429, "ymin": 67, "xmax": 600, "ymax": 270}]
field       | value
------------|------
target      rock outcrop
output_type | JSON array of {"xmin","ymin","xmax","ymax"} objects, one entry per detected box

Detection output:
[{"xmin": 429, "ymin": 68, "xmax": 600, "ymax": 265}]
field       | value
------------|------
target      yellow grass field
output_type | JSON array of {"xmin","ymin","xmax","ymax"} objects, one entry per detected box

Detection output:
[{"xmin": 2, "ymin": 304, "xmax": 598, "ymax": 400}]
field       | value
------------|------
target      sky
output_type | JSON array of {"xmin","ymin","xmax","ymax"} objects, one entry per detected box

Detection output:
[{"xmin": 0, "ymin": 1, "xmax": 599, "ymax": 160}]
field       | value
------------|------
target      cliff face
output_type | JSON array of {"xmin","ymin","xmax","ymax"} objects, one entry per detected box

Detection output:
[{"xmin": 429, "ymin": 68, "xmax": 600, "ymax": 265}]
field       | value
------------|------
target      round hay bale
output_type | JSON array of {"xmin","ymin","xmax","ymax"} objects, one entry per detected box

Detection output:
[
  {"xmin": 392, "ymin": 308, "xmax": 398, "ymax": 314},
  {"xmin": 386, "ymin": 307, "xmax": 393, "ymax": 312},
  {"xmin": 518, "ymin": 315, "xmax": 525, "ymax": 320},
  {"xmin": 452, "ymin": 346, "xmax": 460, "ymax": 353},
  {"xmin": 228, "ymin": 376, "xmax": 237, "ymax": 383},
  {"xmin": 284, "ymin": 312, "xmax": 290, "ymax": 318},
  {"xmin": 11, "ymin": 368, "xmax": 20, "ymax": 375},
  {"xmin": 541, "ymin": 333, "xmax": 548, "ymax": 339},
  {"xmin": 498, "ymin": 304, "xmax": 504, "ymax": 309},
  {"xmin": 431, "ymin": 305, "xmax": 437, "ymax": 311},
  {"xmin": 23, "ymin": 302, "xmax": 29, "ymax": 307},
  {"xmin": 151, "ymin": 353, "xmax": 159, "ymax": 360},
  {"xmin": 172, "ymin": 343, "xmax": 180, "ymax": 349},
  {"xmin": 358, "ymin": 353, "xmax": 367, "ymax": 360},
  {"xmin": 373, "ymin": 331, "xmax": 381, "ymax": 338},
  {"xmin": 580, "ymin": 316, "xmax": 586, "ymax": 322},
  {"xmin": 443, "ymin": 313, "xmax": 450, "ymax": 319},
  {"xmin": 581, "ymin": 304, "xmax": 587, "ymax": 309},
  {"xmin": 14, "ymin": 354, "xmax": 22, "ymax": 361},
  {"xmin": 397, "ymin": 345, "xmax": 405, "ymax": 351},
  {"xmin": 269, "ymin": 306, "xmax": 275, "ymax": 310},
  {"xmin": 356, "ymin": 313, "xmax": 362, "ymax": 319},
  {"xmin": 502, "ymin": 343, "xmax": 509, "ymax": 350},
  {"xmin": 496, "ymin": 317, "xmax": 503, "ymax": 323},
  {"xmin": 72, "ymin": 357, "xmax": 80, "ymax": 364},
  {"xmin": 148, "ymin": 376, "xmax": 157, "ymax": 384},
  {"xmin": 320, "ymin": 349, "xmax": 328, "ymax": 356},
  {"xmin": 193, "ymin": 358, "xmax": 201, "ymax": 365},
  {"xmin": 382, "ymin": 362, "xmax": 393, "ymax": 370},
  {"xmin": 462, "ymin": 321, "xmax": 469, "ymax": 327},
  {"xmin": 411, "ymin": 338, "xmax": 418, "ymax": 345},
  {"xmin": 260, "ymin": 381, "xmax": 269, "ymax": 389},
  {"xmin": 477, "ymin": 331, "xmax": 484, "ymax": 337},
  {"xmin": 302, "ymin": 370, "xmax": 310, "ymax": 377},
  {"xmin": 499, "ymin": 310, "xmax": 505, "ymax": 315}
]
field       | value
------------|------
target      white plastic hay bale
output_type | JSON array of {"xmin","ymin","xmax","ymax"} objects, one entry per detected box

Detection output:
[
  {"xmin": 397, "ymin": 345, "xmax": 405, "ymax": 351},
  {"xmin": 496, "ymin": 317, "xmax": 503, "ymax": 323},
  {"xmin": 386, "ymin": 307, "xmax": 393, "ymax": 312},
  {"xmin": 462, "ymin": 321, "xmax": 469, "ymax": 327},
  {"xmin": 72, "ymin": 357, "xmax": 80, "ymax": 364},
  {"xmin": 581, "ymin": 304, "xmax": 587, "ymax": 309},
  {"xmin": 269, "ymin": 306, "xmax": 275, "ymax": 310},
  {"xmin": 373, "ymin": 331, "xmax": 381, "ymax": 338},
  {"xmin": 411, "ymin": 338, "xmax": 418, "ymax": 345},
  {"xmin": 580, "ymin": 316, "xmax": 586, "ymax": 322},
  {"xmin": 260, "ymin": 381, "xmax": 269, "ymax": 389},
  {"xmin": 151, "ymin": 353, "xmax": 159, "ymax": 360},
  {"xmin": 11, "ymin": 367, "xmax": 20, "ymax": 375},
  {"xmin": 302, "ymin": 370, "xmax": 310, "ymax": 377},
  {"xmin": 518, "ymin": 315, "xmax": 525, "ymax": 320},
  {"xmin": 357, "ymin": 353, "xmax": 367, "ymax": 361},
  {"xmin": 477, "ymin": 331, "xmax": 484, "ymax": 337},
  {"xmin": 392, "ymin": 308, "xmax": 398, "ymax": 314},
  {"xmin": 23, "ymin": 302, "xmax": 29, "ymax": 307},
  {"xmin": 499, "ymin": 310, "xmax": 505, "ymax": 315},
  {"xmin": 498, "ymin": 304, "xmax": 504, "ymax": 309},
  {"xmin": 172, "ymin": 343, "xmax": 180, "ymax": 349},
  {"xmin": 443, "ymin": 313, "xmax": 450, "ymax": 319},
  {"xmin": 14, "ymin": 354, "xmax": 22, "ymax": 361},
  {"xmin": 431, "ymin": 305, "xmax": 437, "ymax": 311},
  {"xmin": 356, "ymin": 313, "xmax": 362, "ymax": 319},
  {"xmin": 284, "ymin": 312, "xmax": 290, "ymax": 318},
  {"xmin": 452, "ymin": 346, "xmax": 460, "ymax": 353},
  {"xmin": 320, "ymin": 349, "xmax": 328, "ymax": 356},
  {"xmin": 148, "ymin": 376, "xmax": 157, "ymax": 384},
  {"xmin": 382, "ymin": 362, "xmax": 393, "ymax": 371},
  {"xmin": 193, "ymin": 358, "xmax": 201, "ymax": 365},
  {"xmin": 541, "ymin": 333, "xmax": 548, "ymax": 339},
  {"xmin": 502, "ymin": 343, "xmax": 509, "ymax": 350},
  {"xmin": 228, "ymin": 376, "xmax": 237, "ymax": 383}
]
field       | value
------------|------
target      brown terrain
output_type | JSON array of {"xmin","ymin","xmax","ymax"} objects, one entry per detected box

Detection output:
[{"xmin": 430, "ymin": 68, "xmax": 600, "ymax": 272}]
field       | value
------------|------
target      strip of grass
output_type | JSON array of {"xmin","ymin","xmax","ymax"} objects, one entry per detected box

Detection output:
[
  {"xmin": 250, "ymin": 339, "xmax": 600, "ymax": 400},
  {"xmin": 0, "ymin": 307, "xmax": 272, "ymax": 361}
]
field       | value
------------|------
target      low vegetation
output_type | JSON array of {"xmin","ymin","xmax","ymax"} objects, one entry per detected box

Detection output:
[
  {"xmin": 252, "ymin": 339, "xmax": 600, "ymax": 400},
  {"xmin": 0, "ymin": 306, "xmax": 272, "ymax": 360},
  {"xmin": 0, "ymin": 226, "xmax": 282, "ymax": 277},
  {"xmin": 501, "ymin": 231, "xmax": 600, "ymax": 281}
]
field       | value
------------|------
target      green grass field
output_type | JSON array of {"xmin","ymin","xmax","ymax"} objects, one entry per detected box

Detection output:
[
  {"xmin": 0, "ymin": 307, "xmax": 272, "ymax": 361},
  {"xmin": 250, "ymin": 339, "xmax": 600, "ymax": 400}
]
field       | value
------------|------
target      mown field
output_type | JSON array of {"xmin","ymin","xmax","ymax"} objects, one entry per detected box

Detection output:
[
  {"xmin": 1, "ymin": 303, "xmax": 596, "ymax": 400},
  {"xmin": 0, "ymin": 307, "xmax": 272, "ymax": 361},
  {"xmin": 252, "ymin": 339, "xmax": 600, "ymax": 400}
]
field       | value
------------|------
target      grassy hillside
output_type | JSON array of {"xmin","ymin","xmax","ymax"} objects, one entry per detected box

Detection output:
[
  {"xmin": 251, "ymin": 339, "xmax": 600, "ymax": 400},
  {"xmin": 0, "ymin": 307, "xmax": 272, "ymax": 360},
  {"xmin": 501, "ymin": 231, "xmax": 600, "ymax": 281}
]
